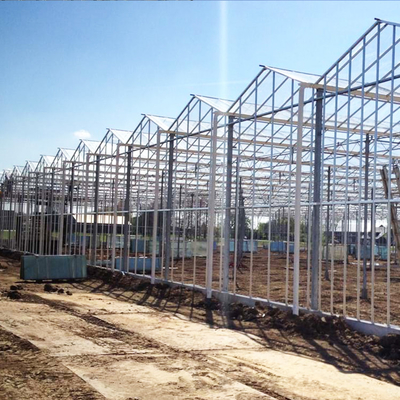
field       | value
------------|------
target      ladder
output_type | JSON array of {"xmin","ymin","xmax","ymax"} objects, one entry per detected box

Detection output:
[{"xmin": 380, "ymin": 165, "xmax": 400, "ymax": 262}]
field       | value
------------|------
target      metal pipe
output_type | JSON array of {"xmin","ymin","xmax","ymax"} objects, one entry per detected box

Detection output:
[
  {"xmin": 311, "ymin": 88, "xmax": 323, "ymax": 309},
  {"xmin": 91, "ymin": 155, "xmax": 100, "ymax": 266},
  {"xmin": 206, "ymin": 112, "xmax": 219, "ymax": 298},
  {"xmin": 223, "ymin": 116, "xmax": 234, "ymax": 292},
  {"xmin": 164, "ymin": 132, "xmax": 174, "ymax": 280},
  {"xmin": 325, "ymin": 166, "xmax": 331, "ymax": 280},
  {"xmin": 293, "ymin": 84, "xmax": 305, "ymax": 315},
  {"xmin": 362, "ymin": 132, "xmax": 370, "ymax": 299},
  {"xmin": 123, "ymin": 147, "xmax": 132, "ymax": 272},
  {"xmin": 151, "ymin": 130, "xmax": 161, "ymax": 284}
]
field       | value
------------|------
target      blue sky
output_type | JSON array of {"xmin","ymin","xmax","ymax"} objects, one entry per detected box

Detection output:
[{"xmin": 1, "ymin": 1, "xmax": 399, "ymax": 171}]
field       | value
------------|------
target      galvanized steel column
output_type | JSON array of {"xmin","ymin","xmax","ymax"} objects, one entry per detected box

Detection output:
[
  {"xmin": 91, "ymin": 155, "xmax": 100, "ymax": 266},
  {"xmin": 165, "ymin": 133, "xmax": 174, "ymax": 280},
  {"xmin": 311, "ymin": 88, "xmax": 323, "ymax": 310},
  {"xmin": 293, "ymin": 84, "xmax": 305, "ymax": 315},
  {"xmin": 123, "ymin": 147, "xmax": 132, "ymax": 272},
  {"xmin": 68, "ymin": 162, "xmax": 75, "ymax": 255},
  {"xmin": 206, "ymin": 112, "xmax": 218, "ymax": 298},
  {"xmin": 151, "ymin": 130, "xmax": 161, "ymax": 284},
  {"xmin": 222, "ymin": 116, "xmax": 234, "ymax": 292},
  {"xmin": 362, "ymin": 134, "xmax": 370, "ymax": 299},
  {"xmin": 58, "ymin": 165, "xmax": 66, "ymax": 255},
  {"xmin": 39, "ymin": 169, "xmax": 46, "ymax": 255},
  {"xmin": 111, "ymin": 148, "xmax": 120, "ymax": 271},
  {"xmin": 82, "ymin": 156, "xmax": 90, "ymax": 257}
]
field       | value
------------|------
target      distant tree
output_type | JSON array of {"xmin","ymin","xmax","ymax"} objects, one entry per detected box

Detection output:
[{"xmin": 256, "ymin": 215, "xmax": 307, "ymax": 242}]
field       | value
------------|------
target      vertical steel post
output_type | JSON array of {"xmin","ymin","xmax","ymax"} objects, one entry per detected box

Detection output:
[
  {"xmin": 24, "ymin": 174, "xmax": 31, "ymax": 253},
  {"xmin": 58, "ymin": 164, "xmax": 66, "ymax": 255},
  {"xmin": 8, "ymin": 179, "xmax": 13, "ymax": 249},
  {"xmin": 12, "ymin": 177, "xmax": 18, "ymax": 250},
  {"xmin": 165, "ymin": 132, "xmax": 174, "ymax": 280},
  {"xmin": 47, "ymin": 169, "xmax": 54, "ymax": 255},
  {"xmin": 324, "ymin": 166, "xmax": 331, "ymax": 280},
  {"xmin": 91, "ymin": 155, "xmax": 100, "ymax": 266},
  {"xmin": 11, "ymin": 177, "xmax": 15, "ymax": 249},
  {"xmin": 15, "ymin": 176, "xmax": 20, "ymax": 252},
  {"xmin": 9, "ymin": 177, "xmax": 15, "ymax": 250},
  {"xmin": 362, "ymin": 134, "xmax": 370, "ymax": 299},
  {"xmin": 33, "ymin": 173, "xmax": 39, "ymax": 254},
  {"xmin": 75, "ymin": 180, "xmax": 82, "ymax": 256},
  {"xmin": 82, "ymin": 155, "xmax": 90, "ymax": 256},
  {"xmin": 387, "ymin": 24, "xmax": 396, "ymax": 326},
  {"xmin": 293, "ymin": 84, "xmax": 305, "ymax": 316},
  {"xmin": 311, "ymin": 88, "xmax": 323, "ymax": 310},
  {"xmin": 151, "ymin": 130, "xmax": 161, "ymax": 284},
  {"xmin": 0, "ymin": 187, "xmax": 3, "ymax": 248},
  {"xmin": 206, "ymin": 112, "xmax": 218, "ymax": 298},
  {"xmin": 177, "ymin": 184, "xmax": 183, "ymax": 258},
  {"xmin": 1, "ymin": 184, "xmax": 5, "ymax": 248},
  {"xmin": 39, "ymin": 169, "xmax": 46, "ymax": 255},
  {"xmin": 68, "ymin": 162, "xmax": 75, "ymax": 255},
  {"xmin": 15, "ymin": 177, "xmax": 21, "ymax": 252},
  {"xmin": 223, "ymin": 116, "xmax": 234, "ymax": 292},
  {"xmin": 111, "ymin": 147, "xmax": 120, "ymax": 271},
  {"xmin": 237, "ymin": 178, "xmax": 245, "ymax": 265},
  {"xmin": 22, "ymin": 176, "xmax": 28, "ymax": 253},
  {"xmin": 123, "ymin": 147, "xmax": 132, "ymax": 272},
  {"xmin": 12, "ymin": 177, "xmax": 16, "ymax": 250}
]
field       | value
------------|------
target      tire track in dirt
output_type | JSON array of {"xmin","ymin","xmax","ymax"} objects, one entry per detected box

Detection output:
[
  {"xmin": 31, "ymin": 292, "xmax": 284, "ymax": 400},
  {"xmin": 21, "ymin": 292, "xmax": 167, "ymax": 353},
  {"xmin": 1, "ymin": 292, "xmax": 277, "ymax": 399},
  {"xmin": 2, "ymin": 257, "xmax": 400, "ymax": 400},
  {"xmin": 0, "ymin": 326, "xmax": 105, "ymax": 400},
  {"xmin": 18, "ymin": 290, "xmax": 400, "ymax": 400}
]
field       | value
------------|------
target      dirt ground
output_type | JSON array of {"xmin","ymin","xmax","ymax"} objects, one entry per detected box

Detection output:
[
  {"xmin": 144, "ymin": 248, "xmax": 400, "ymax": 327},
  {"xmin": 1, "ymin": 251, "xmax": 400, "ymax": 399},
  {"xmin": 85, "ymin": 244, "xmax": 400, "ymax": 326}
]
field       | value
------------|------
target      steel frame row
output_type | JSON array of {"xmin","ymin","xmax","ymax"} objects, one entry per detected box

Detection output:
[{"xmin": 1, "ymin": 19, "xmax": 400, "ymax": 331}]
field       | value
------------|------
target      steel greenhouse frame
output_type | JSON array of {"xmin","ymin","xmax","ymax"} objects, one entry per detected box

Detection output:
[{"xmin": 1, "ymin": 19, "xmax": 400, "ymax": 335}]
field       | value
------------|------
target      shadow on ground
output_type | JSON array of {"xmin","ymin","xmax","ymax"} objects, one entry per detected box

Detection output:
[{"xmin": 57, "ymin": 266, "xmax": 400, "ymax": 387}]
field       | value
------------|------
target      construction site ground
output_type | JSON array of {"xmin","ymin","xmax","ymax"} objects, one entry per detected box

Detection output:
[
  {"xmin": 164, "ymin": 248, "xmax": 400, "ymax": 327},
  {"xmin": 1, "ymin": 254, "xmax": 400, "ymax": 400}
]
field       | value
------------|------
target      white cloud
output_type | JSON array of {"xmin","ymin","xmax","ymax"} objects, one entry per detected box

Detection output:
[{"xmin": 73, "ymin": 129, "xmax": 91, "ymax": 139}]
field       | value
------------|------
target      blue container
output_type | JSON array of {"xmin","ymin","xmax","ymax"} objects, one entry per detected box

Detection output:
[
  {"xmin": 130, "ymin": 239, "xmax": 150, "ymax": 253},
  {"xmin": 108, "ymin": 236, "xmax": 124, "ymax": 249},
  {"xmin": 115, "ymin": 257, "xmax": 161, "ymax": 273},
  {"xmin": 229, "ymin": 240, "xmax": 258, "ymax": 253},
  {"xmin": 270, "ymin": 241, "xmax": 285, "ymax": 252},
  {"xmin": 270, "ymin": 241, "xmax": 294, "ymax": 253},
  {"xmin": 377, "ymin": 246, "xmax": 388, "ymax": 260},
  {"xmin": 21, "ymin": 255, "xmax": 87, "ymax": 281},
  {"xmin": 348, "ymin": 244, "xmax": 356, "ymax": 256},
  {"xmin": 245, "ymin": 240, "xmax": 258, "ymax": 252},
  {"xmin": 70, "ymin": 234, "xmax": 91, "ymax": 247},
  {"xmin": 357, "ymin": 245, "xmax": 379, "ymax": 260}
]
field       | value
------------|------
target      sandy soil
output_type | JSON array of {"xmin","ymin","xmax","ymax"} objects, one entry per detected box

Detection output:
[
  {"xmin": 0, "ymin": 324, "xmax": 102, "ymax": 400},
  {"xmin": 1, "ymin": 254, "xmax": 400, "ymax": 400}
]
